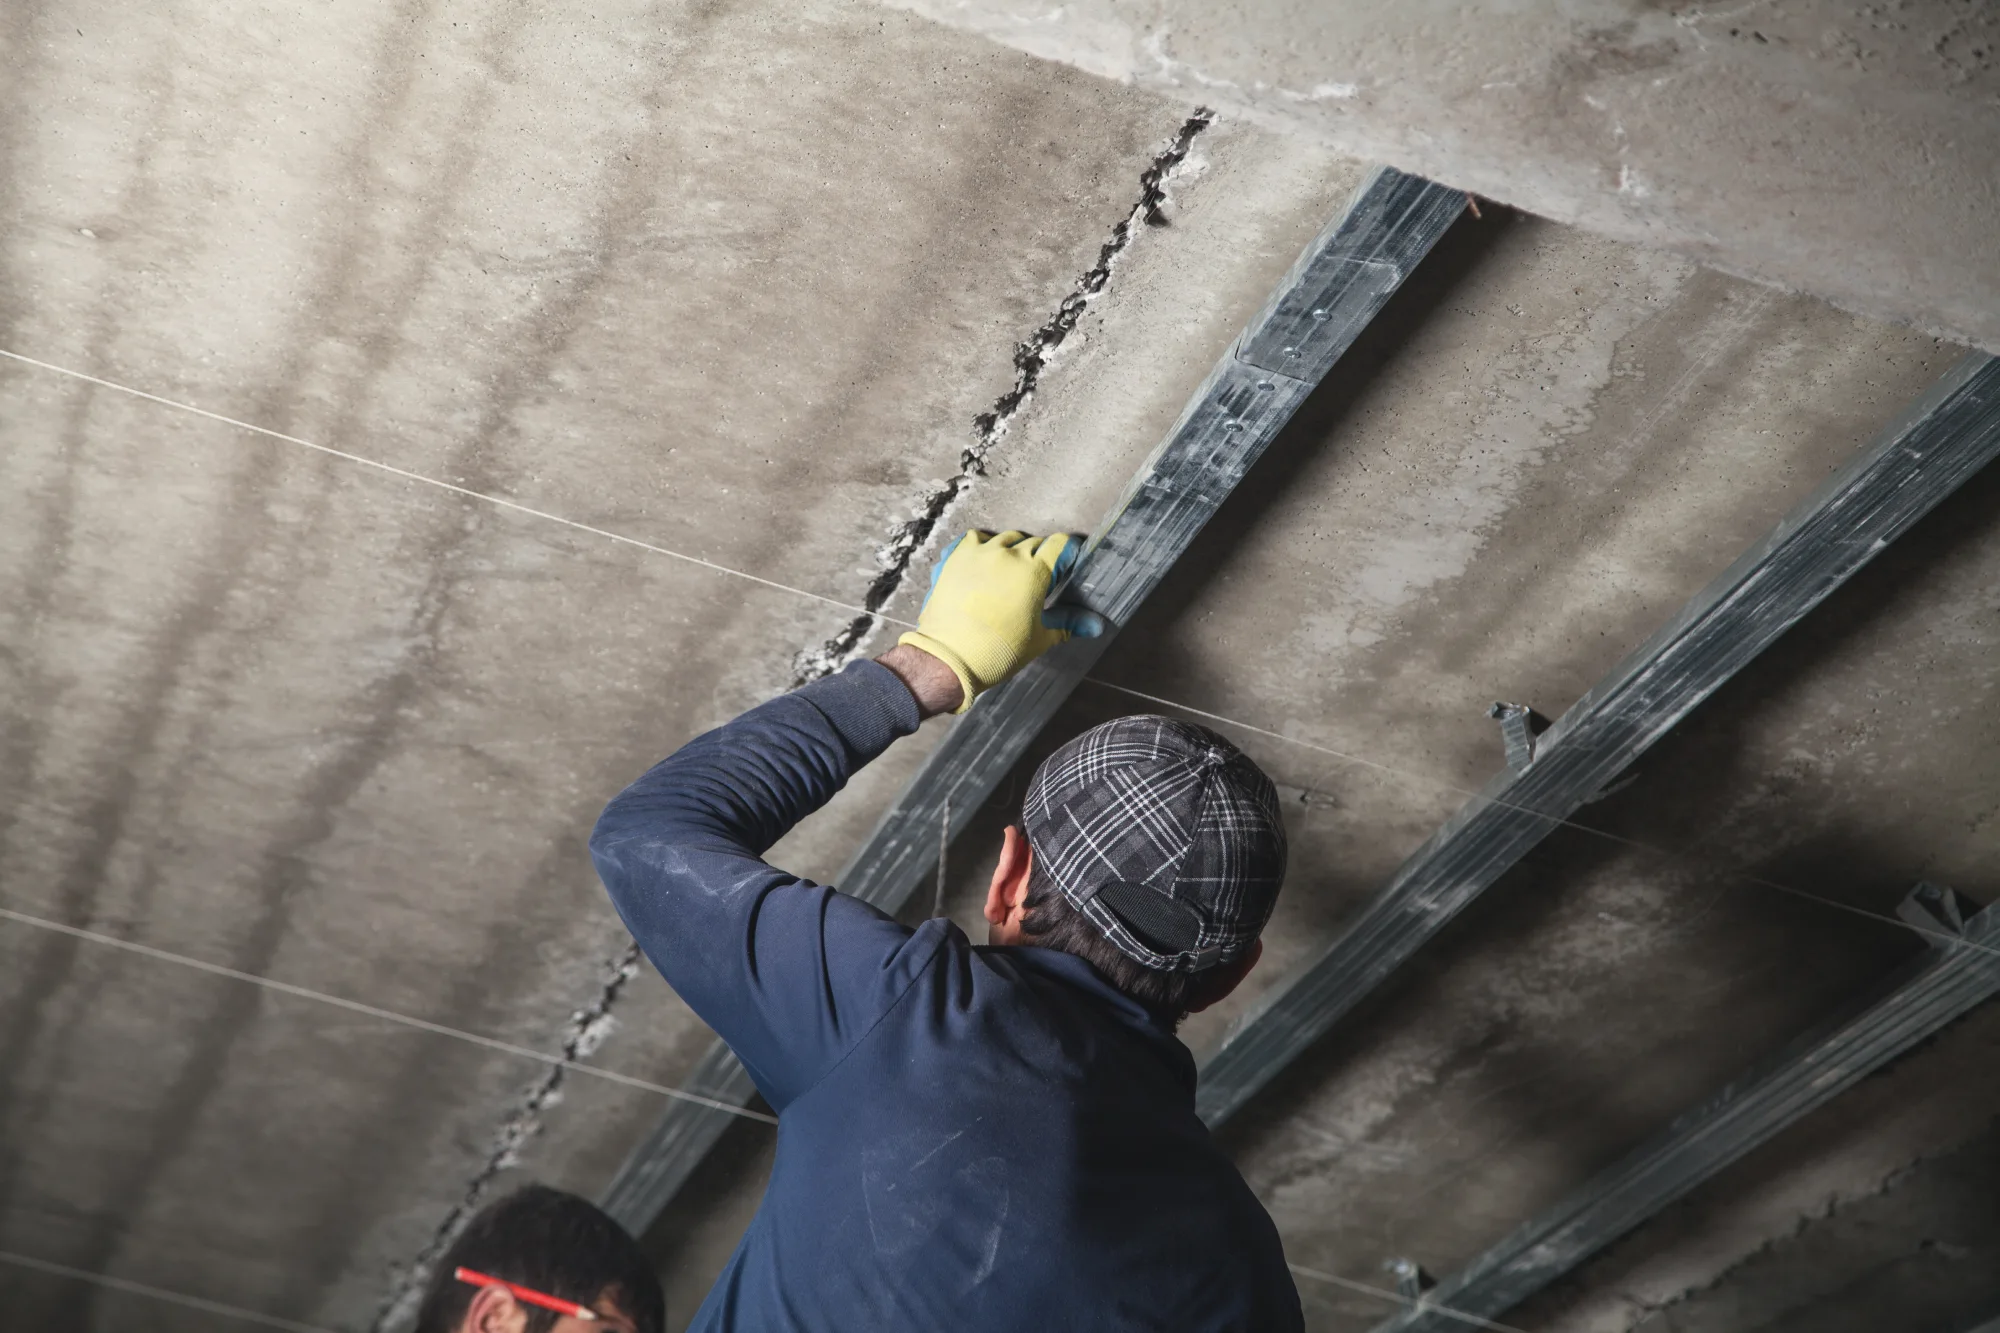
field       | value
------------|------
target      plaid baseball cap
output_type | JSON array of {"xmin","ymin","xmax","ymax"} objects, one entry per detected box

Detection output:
[{"xmin": 1021, "ymin": 716, "xmax": 1288, "ymax": 974}]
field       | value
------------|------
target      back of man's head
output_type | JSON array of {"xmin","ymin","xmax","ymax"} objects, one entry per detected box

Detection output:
[
  {"xmin": 413, "ymin": 1185, "xmax": 664, "ymax": 1333},
  {"xmin": 1019, "ymin": 715, "xmax": 1288, "ymax": 1023}
]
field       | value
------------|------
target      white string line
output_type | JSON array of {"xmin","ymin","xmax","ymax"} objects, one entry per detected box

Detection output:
[
  {"xmin": 1085, "ymin": 679, "xmax": 1462, "ymax": 792},
  {"xmin": 1084, "ymin": 679, "xmax": 2000, "ymax": 965},
  {"xmin": 2, "ymin": 1220, "xmax": 1530, "ymax": 1333},
  {"xmin": 0, "ymin": 908, "xmax": 1535, "ymax": 1333},
  {"xmin": 0, "ymin": 347, "xmax": 916, "ymax": 631},
  {"xmin": 8, "ymin": 353, "xmax": 1981, "ymax": 1052},
  {"xmin": 0, "ymin": 907, "xmax": 778, "ymax": 1126},
  {"xmin": 0, "ymin": 344, "xmax": 1942, "ymax": 1331},
  {"xmin": 1287, "ymin": 1264, "xmax": 1531, "ymax": 1333},
  {"xmin": 0, "ymin": 1249, "xmax": 341, "ymax": 1333}
]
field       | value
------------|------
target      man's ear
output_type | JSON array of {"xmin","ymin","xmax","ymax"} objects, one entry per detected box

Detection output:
[
  {"xmin": 464, "ymin": 1284, "xmax": 529, "ymax": 1333},
  {"xmin": 984, "ymin": 825, "xmax": 1035, "ymax": 940},
  {"xmin": 1186, "ymin": 938, "xmax": 1262, "ymax": 1014}
]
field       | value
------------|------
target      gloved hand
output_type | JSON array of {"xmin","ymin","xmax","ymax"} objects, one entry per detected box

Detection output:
[{"xmin": 898, "ymin": 530, "xmax": 1105, "ymax": 714}]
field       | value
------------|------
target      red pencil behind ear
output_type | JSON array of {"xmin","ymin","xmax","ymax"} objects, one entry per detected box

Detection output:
[{"xmin": 454, "ymin": 1267, "xmax": 601, "ymax": 1321}]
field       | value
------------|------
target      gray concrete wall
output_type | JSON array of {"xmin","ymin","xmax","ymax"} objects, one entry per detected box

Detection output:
[{"xmin": 879, "ymin": 0, "xmax": 2000, "ymax": 356}]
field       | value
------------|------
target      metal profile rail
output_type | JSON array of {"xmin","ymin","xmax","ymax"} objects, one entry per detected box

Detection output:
[
  {"xmin": 599, "ymin": 166, "xmax": 1469, "ymax": 1232},
  {"xmin": 1194, "ymin": 352, "xmax": 2000, "ymax": 1128},
  {"xmin": 1371, "ymin": 885, "xmax": 2000, "ymax": 1333}
]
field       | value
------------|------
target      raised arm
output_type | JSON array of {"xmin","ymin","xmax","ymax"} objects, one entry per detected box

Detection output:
[{"xmin": 588, "ymin": 531, "xmax": 1100, "ymax": 1108}]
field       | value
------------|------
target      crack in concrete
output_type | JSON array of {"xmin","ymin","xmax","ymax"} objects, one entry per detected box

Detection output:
[
  {"xmin": 367, "ymin": 943, "xmax": 644, "ymax": 1333},
  {"xmin": 790, "ymin": 106, "xmax": 1216, "ymax": 686},
  {"xmin": 369, "ymin": 101, "xmax": 1218, "ymax": 1331}
]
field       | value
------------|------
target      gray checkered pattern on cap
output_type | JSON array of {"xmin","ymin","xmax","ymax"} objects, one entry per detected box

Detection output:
[{"xmin": 1022, "ymin": 715, "xmax": 1287, "ymax": 973}]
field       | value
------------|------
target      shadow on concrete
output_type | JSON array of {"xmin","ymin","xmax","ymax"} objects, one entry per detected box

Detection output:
[{"xmin": 1207, "ymin": 350, "xmax": 2000, "ymax": 1285}]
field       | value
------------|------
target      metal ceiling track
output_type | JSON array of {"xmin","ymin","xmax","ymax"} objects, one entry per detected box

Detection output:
[
  {"xmin": 598, "ymin": 166, "xmax": 1470, "ymax": 1232},
  {"xmin": 1194, "ymin": 351, "xmax": 2000, "ymax": 1128},
  {"xmin": 1370, "ymin": 883, "xmax": 2000, "ymax": 1333}
]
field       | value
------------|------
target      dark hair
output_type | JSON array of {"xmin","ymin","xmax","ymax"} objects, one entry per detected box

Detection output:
[
  {"xmin": 413, "ymin": 1185, "xmax": 664, "ymax": 1333},
  {"xmin": 1019, "ymin": 857, "xmax": 1199, "ymax": 1024}
]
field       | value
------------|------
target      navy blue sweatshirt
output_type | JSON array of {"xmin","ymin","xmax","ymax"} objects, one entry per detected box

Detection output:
[{"xmin": 590, "ymin": 661, "xmax": 1302, "ymax": 1332}]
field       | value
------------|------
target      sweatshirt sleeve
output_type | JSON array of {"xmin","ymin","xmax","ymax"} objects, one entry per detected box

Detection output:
[{"xmin": 588, "ymin": 659, "xmax": 933, "ymax": 1110}]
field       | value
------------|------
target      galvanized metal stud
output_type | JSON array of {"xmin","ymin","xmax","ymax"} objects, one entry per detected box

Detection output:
[
  {"xmin": 598, "ymin": 167, "xmax": 1469, "ymax": 1232},
  {"xmin": 1196, "ymin": 354, "xmax": 2000, "ymax": 1129},
  {"xmin": 1367, "ymin": 888, "xmax": 2000, "ymax": 1333}
]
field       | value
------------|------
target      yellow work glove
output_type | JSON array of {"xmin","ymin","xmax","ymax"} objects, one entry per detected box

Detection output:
[{"xmin": 899, "ymin": 530, "xmax": 1105, "ymax": 714}]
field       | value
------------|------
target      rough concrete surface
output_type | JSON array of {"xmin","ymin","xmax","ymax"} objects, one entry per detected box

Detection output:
[
  {"xmin": 661, "ymin": 203, "xmax": 1992, "ymax": 1330},
  {"xmin": 880, "ymin": 0, "xmax": 2000, "ymax": 356},
  {"xmin": 628, "ymin": 114, "xmax": 1378, "ymax": 1315},
  {"xmin": 0, "ymin": 0, "xmax": 1220, "ymax": 1327},
  {"xmin": 3, "ymin": 2, "xmax": 1997, "ymax": 1332},
  {"xmin": 1610, "ymin": 1114, "xmax": 2000, "ymax": 1333},
  {"xmin": 1522, "ymin": 1011, "xmax": 2000, "ymax": 1331},
  {"xmin": 1036, "ymin": 212, "xmax": 1986, "ymax": 1330}
]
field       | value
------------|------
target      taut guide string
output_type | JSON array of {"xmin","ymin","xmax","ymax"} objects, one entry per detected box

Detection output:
[
  {"xmin": 0, "ymin": 907, "xmax": 778, "ymax": 1126},
  {"xmin": 1289, "ymin": 1264, "xmax": 1530, "ymax": 1332},
  {"xmin": 1083, "ymin": 679, "xmax": 2000, "ymax": 960},
  {"xmin": 0, "ymin": 349, "xmax": 912, "ymax": 629},
  {"xmin": 0, "ymin": 350, "xmax": 1976, "ymax": 1333},
  {"xmin": 2, "ymin": 347, "xmax": 1990, "ymax": 1073},
  {"xmin": 0, "ymin": 1248, "xmax": 343, "ymax": 1333},
  {"xmin": 0, "ymin": 1246, "xmax": 1519, "ymax": 1333}
]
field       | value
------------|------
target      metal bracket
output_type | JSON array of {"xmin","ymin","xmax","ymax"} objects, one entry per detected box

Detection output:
[
  {"xmin": 1385, "ymin": 1257, "xmax": 1433, "ymax": 1305},
  {"xmin": 1897, "ymin": 881, "xmax": 1979, "ymax": 943},
  {"xmin": 1486, "ymin": 702, "xmax": 1548, "ymax": 774}
]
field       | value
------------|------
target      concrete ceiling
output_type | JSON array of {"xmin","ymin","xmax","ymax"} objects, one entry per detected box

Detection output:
[
  {"xmin": 885, "ymin": 0, "xmax": 2000, "ymax": 356},
  {"xmin": 2, "ymin": 3, "xmax": 1996, "ymax": 1332}
]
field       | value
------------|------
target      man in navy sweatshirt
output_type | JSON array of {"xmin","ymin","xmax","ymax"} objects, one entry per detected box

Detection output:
[{"xmin": 591, "ymin": 530, "xmax": 1302, "ymax": 1331}]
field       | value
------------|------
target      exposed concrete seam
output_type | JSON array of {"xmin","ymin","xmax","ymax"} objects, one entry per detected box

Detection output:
[
  {"xmin": 791, "ymin": 106, "xmax": 1217, "ymax": 686},
  {"xmin": 367, "ymin": 943, "xmax": 643, "ymax": 1333}
]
